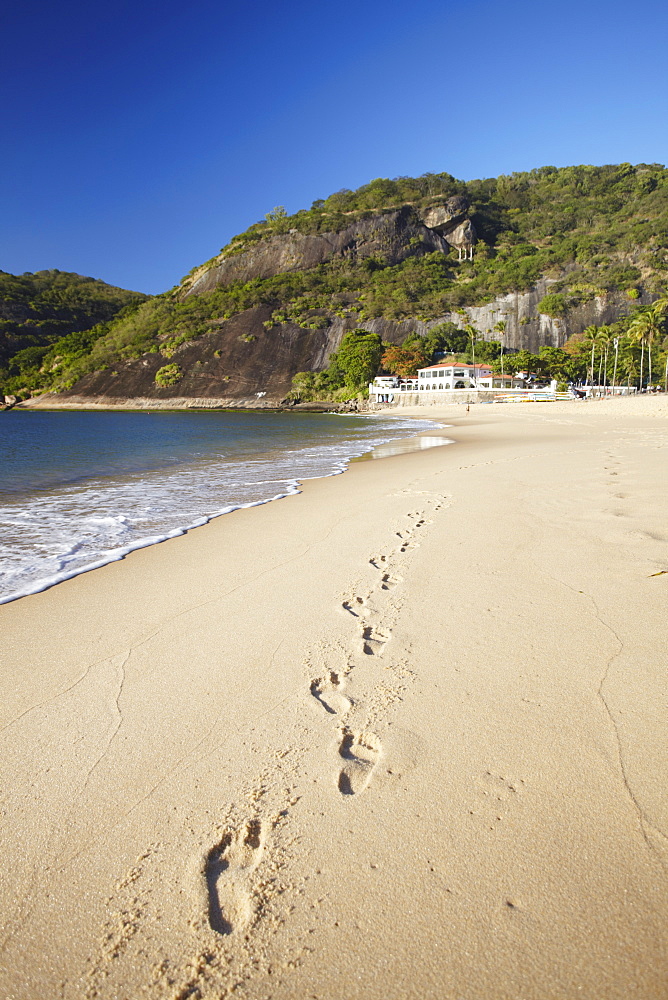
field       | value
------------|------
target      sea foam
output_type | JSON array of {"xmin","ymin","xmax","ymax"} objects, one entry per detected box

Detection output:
[{"xmin": 0, "ymin": 412, "xmax": 440, "ymax": 604}]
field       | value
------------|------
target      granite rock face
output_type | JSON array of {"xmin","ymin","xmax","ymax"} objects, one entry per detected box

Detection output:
[
  {"xmin": 420, "ymin": 197, "xmax": 476, "ymax": 251},
  {"xmin": 359, "ymin": 282, "xmax": 655, "ymax": 354},
  {"xmin": 184, "ymin": 208, "xmax": 449, "ymax": 297},
  {"xmin": 54, "ymin": 306, "xmax": 357, "ymax": 407}
]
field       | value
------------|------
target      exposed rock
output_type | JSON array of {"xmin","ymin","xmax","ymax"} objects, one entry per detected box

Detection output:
[
  {"xmin": 438, "ymin": 281, "xmax": 656, "ymax": 353},
  {"xmin": 420, "ymin": 196, "xmax": 475, "ymax": 250},
  {"xmin": 420, "ymin": 196, "xmax": 469, "ymax": 232},
  {"xmin": 359, "ymin": 282, "xmax": 656, "ymax": 354},
  {"xmin": 183, "ymin": 208, "xmax": 449, "ymax": 297},
  {"xmin": 49, "ymin": 306, "xmax": 350, "ymax": 406},
  {"xmin": 443, "ymin": 219, "xmax": 476, "ymax": 253}
]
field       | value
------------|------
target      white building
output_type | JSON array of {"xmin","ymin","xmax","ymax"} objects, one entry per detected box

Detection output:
[
  {"xmin": 476, "ymin": 373, "xmax": 526, "ymax": 390},
  {"xmin": 415, "ymin": 362, "xmax": 492, "ymax": 390},
  {"xmin": 369, "ymin": 361, "xmax": 527, "ymax": 401}
]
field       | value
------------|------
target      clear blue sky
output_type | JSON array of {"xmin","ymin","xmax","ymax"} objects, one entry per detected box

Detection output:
[{"xmin": 3, "ymin": 0, "xmax": 667, "ymax": 294}]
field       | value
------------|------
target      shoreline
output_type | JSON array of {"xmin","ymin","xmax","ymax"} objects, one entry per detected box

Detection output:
[
  {"xmin": 9, "ymin": 395, "xmax": 365, "ymax": 412},
  {"xmin": 1, "ymin": 395, "xmax": 667, "ymax": 998},
  {"xmin": 11, "ymin": 388, "xmax": 667, "ymax": 413},
  {"xmin": 0, "ymin": 411, "xmax": 446, "ymax": 607}
]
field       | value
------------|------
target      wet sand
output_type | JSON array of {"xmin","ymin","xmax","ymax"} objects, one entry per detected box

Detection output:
[{"xmin": 1, "ymin": 394, "xmax": 667, "ymax": 999}]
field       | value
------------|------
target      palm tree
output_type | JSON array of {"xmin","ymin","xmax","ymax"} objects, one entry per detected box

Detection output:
[
  {"xmin": 628, "ymin": 315, "xmax": 646, "ymax": 389},
  {"xmin": 649, "ymin": 299, "xmax": 668, "ymax": 387},
  {"xmin": 597, "ymin": 326, "xmax": 612, "ymax": 389},
  {"xmin": 612, "ymin": 335, "xmax": 620, "ymax": 388},
  {"xmin": 615, "ymin": 335, "xmax": 636, "ymax": 390},
  {"xmin": 464, "ymin": 324, "xmax": 478, "ymax": 382},
  {"xmin": 628, "ymin": 308, "xmax": 664, "ymax": 389},
  {"xmin": 582, "ymin": 325, "xmax": 599, "ymax": 385},
  {"xmin": 494, "ymin": 320, "xmax": 506, "ymax": 376}
]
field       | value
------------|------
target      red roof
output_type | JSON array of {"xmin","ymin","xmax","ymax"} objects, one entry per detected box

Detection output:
[{"xmin": 417, "ymin": 363, "xmax": 492, "ymax": 372}]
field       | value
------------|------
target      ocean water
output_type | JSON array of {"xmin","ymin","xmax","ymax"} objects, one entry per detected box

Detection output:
[{"xmin": 0, "ymin": 409, "xmax": 440, "ymax": 604}]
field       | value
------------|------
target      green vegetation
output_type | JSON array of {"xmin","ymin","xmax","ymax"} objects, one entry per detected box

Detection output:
[
  {"xmin": 537, "ymin": 293, "xmax": 568, "ymax": 317},
  {"xmin": 0, "ymin": 270, "xmax": 148, "ymax": 363},
  {"xmin": 0, "ymin": 270, "xmax": 148, "ymax": 397},
  {"xmin": 154, "ymin": 364, "xmax": 183, "ymax": 387},
  {"xmin": 212, "ymin": 162, "xmax": 667, "ymax": 307},
  {"xmin": 290, "ymin": 330, "xmax": 383, "ymax": 400},
  {"xmin": 2, "ymin": 164, "xmax": 668, "ymax": 400},
  {"xmin": 500, "ymin": 300, "xmax": 668, "ymax": 388}
]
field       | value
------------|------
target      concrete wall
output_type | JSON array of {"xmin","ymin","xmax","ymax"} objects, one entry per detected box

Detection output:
[{"xmin": 370, "ymin": 389, "xmax": 506, "ymax": 407}]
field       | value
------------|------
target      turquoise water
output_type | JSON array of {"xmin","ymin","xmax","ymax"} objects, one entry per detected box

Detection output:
[{"xmin": 0, "ymin": 409, "xmax": 438, "ymax": 603}]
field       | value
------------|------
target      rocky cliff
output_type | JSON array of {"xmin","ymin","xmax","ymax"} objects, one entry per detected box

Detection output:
[
  {"xmin": 182, "ymin": 207, "xmax": 453, "ymax": 296},
  {"xmin": 367, "ymin": 279, "xmax": 656, "ymax": 355},
  {"xmin": 43, "ymin": 306, "xmax": 330, "ymax": 407}
]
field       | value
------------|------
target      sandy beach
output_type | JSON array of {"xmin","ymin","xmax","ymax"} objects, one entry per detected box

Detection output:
[{"xmin": 1, "ymin": 393, "xmax": 667, "ymax": 1000}]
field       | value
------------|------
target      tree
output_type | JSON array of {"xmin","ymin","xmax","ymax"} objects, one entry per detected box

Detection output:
[
  {"xmin": 493, "ymin": 349, "xmax": 546, "ymax": 377},
  {"xmin": 423, "ymin": 322, "xmax": 469, "ymax": 355},
  {"xmin": 265, "ymin": 206, "xmax": 290, "ymax": 234},
  {"xmin": 636, "ymin": 301, "xmax": 667, "ymax": 386},
  {"xmin": 494, "ymin": 320, "xmax": 506, "ymax": 374},
  {"xmin": 464, "ymin": 323, "xmax": 478, "ymax": 370},
  {"xmin": 581, "ymin": 325, "xmax": 600, "ymax": 384},
  {"xmin": 627, "ymin": 309, "xmax": 664, "ymax": 387},
  {"xmin": 538, "ymin": 346, "xmax": 579, "ymax": 382},
  {"xmin": 475, "ymin": 339, "xmax": 502, "ymax": 362},
  {"xmin": 382, "ymin": 342, "xmax": 430, "ymax": 378},
  {"xmin": 329, "ymin": 330, "xmax": 383, "ymax": 392},
  {"xmin": 596, "ymin": 325, "xmax": 612, "ymax": 386},
  {"xmin": 537, "ymin": 293, "xmax": 567, "ymax": 317},
  {"xmin": 265, "ymin": 205, "xmax": 288, "ymax": 223}
]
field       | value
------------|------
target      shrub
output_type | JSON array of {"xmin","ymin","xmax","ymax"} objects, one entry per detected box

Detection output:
[
  {"xmin": 154, "ymin": 364, "xmax": 182, "ymax": 387},
  {"xmin": 537, "ymin": 293, "xmax": 567, "ymax": 317}
]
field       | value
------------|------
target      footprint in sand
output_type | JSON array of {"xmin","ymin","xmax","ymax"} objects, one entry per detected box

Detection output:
[
  {"xmin": 395, "ymin": 532, "xmax": 419, "ymax": 553},
  {"xmin": 362, "ymin": 624, "xmax": 391, "ymax": 656},
  {"xmin": 342, "ymin": 595, "xmax": 367, "ymax": 617},
  {"xmin": 407, "ymin": 514, "xmax": 431, "ymax": 528},
  {"xmin": 205, "ymin": 819, "xmax": 266, "ymax": 935},
  {"xmin": 310, "ymin": 671, "xmax": 352, "ymax": 715},
  {"xmin": 337, "ymin": 729, "xmax": 381, "ymax": 795},
  {"xmin": 380, "ymin": 572, "xmax": 402, "ymax": 591}
]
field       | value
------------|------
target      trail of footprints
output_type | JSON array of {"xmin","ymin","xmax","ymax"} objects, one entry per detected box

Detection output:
[
  {"xmin": 310, "ymin": 495, "xmax": 448, "ymax": 798},
  {"xmin": 199, "ymin": 493, "xmax": 448, "ymax": 951}
]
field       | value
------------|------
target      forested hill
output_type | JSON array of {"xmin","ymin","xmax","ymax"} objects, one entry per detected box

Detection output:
[
  {"xmin": 0, "ymin": 270, "xmax": 149, "ymax": 369},
  {"xmin": 3, "ymin": 163, "xmax": 668, "ymax": 405}
]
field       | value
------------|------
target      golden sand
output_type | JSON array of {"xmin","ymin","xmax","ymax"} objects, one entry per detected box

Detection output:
[{"xmin": 1, "ymin": 394, "xmax": 667, "ymax": 999}]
